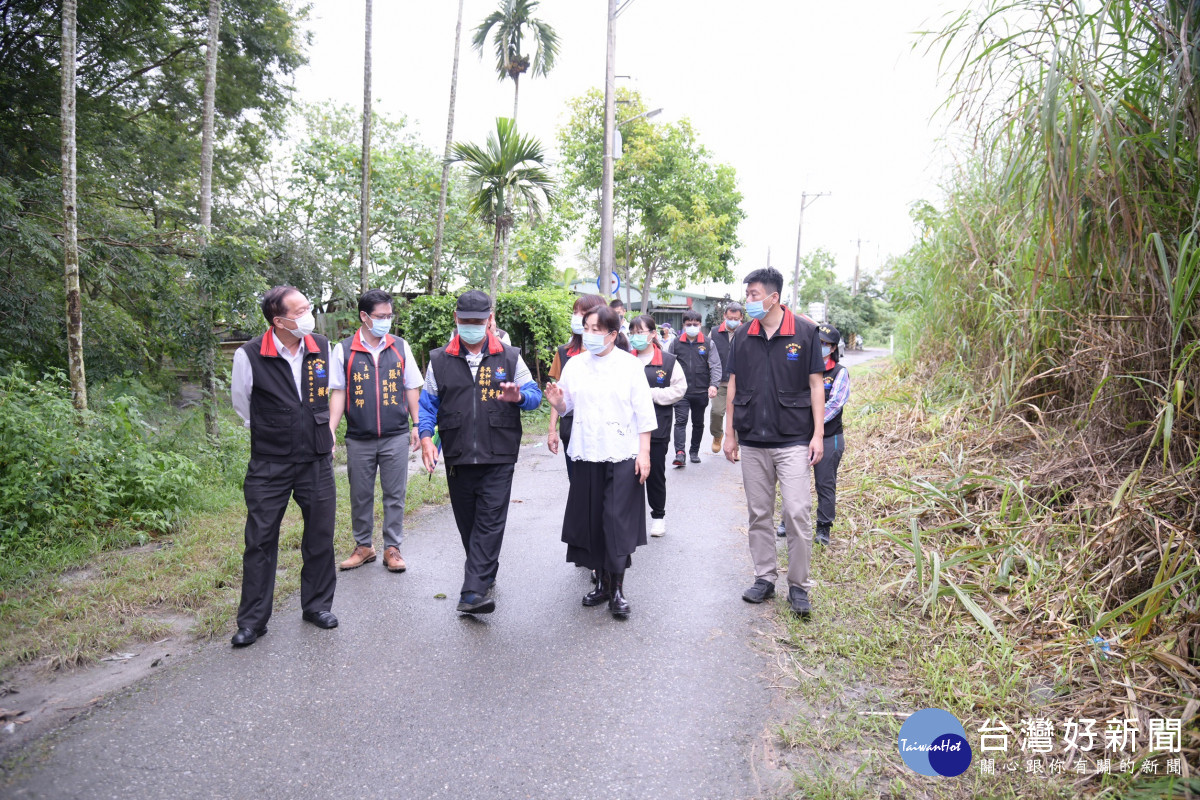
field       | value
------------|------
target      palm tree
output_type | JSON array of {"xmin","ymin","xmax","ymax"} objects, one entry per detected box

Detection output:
[
  {"xmin": 61, "ymin": 0, "xmax": 86, "ymax": 410},
  {"xmin": 449, "ymin": 118, "xmax": 554, "ymax": 299},
  {"xmin": 471, "ymin": 0, "xmax": 559, "ymax": 122},
  {"xmin": 431, "ymin": 0, "xmax": 465, "ymax": 293}
]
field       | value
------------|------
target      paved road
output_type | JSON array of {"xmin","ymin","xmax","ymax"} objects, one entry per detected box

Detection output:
[{"xmin": 8, "ymin": 424, "xmax": 778, "ymax": 800}]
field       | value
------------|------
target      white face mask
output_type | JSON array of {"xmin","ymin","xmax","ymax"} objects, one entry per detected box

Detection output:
[
  {"xmin": 684, "ymin": 325, "xmax": 701, "ymax": 337},
  {"xmin": 283, "ymin": 310, "xmax": 315, "ymax": 338},
  {"xmin": 570, "ymin": 313, "xmax": 585, "ymax": 335}
]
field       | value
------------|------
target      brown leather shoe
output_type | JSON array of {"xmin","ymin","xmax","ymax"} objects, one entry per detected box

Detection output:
[
  {"xmin": 712, "ymin": 434, "xmax": 723, "ymax": 453},
  {"xmin": 383, "ymin": 546, "xmax": 406, "ymax": 573},
  {"xmin": 339, "ymin": 544, "xmax": 376, "ymax": 570}
]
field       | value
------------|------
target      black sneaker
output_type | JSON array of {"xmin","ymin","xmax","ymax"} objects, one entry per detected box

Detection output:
[
  {"xmin": 457, "ymin": 591, "xmax": 495, "ymax": 614},
  {"xmin": 815, "ymin": 526, "xmax": 831, "ymax": 546},
  {"xmin": 673, "ymin": 450, "xmax": 686, "ymax": 467},
  {"xmin": 742, "ymin": 578, "xmax": 776, "ymax": 603},
  {"xmin": 689, "ymin": 451, "xmax": 701, "ymax": 463},
  {"xmin": 776, "ymin": 522, "xmax": 787, "ymax": 537},
  {"xmin": 788, "ymin": 586, "xmax": 812, "ymax": 618}
]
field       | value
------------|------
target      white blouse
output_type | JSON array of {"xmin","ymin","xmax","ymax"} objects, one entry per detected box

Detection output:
[{"xmin": 558, "ymin": 347, "xmax": 658, "ymax": 462}]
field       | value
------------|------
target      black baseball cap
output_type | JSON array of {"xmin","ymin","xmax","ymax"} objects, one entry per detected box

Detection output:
[
  {"xmin": 818, "ymin": 324, "xmax": 840, "ymax": 344},
  {"xmin": 456, "ymin": 290, "xmax": 492, "ymax": 315}
]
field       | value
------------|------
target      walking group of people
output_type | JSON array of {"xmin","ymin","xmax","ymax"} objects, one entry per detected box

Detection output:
[{"xmin": 228, "ymin": 267, "xmax": 850, "ymax": 646}]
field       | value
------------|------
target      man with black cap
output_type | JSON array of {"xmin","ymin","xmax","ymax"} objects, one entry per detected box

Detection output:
[
  {"xmin": 814, "ymin": 323, "xmax": 850, "ymax": 546},
  {"xmin": 418, "ymin": 290, "xmax": 543, "ymax": 614},
  {"xmin": 229, "ymin": 285, "xmax": 338, "ymax": 647}
]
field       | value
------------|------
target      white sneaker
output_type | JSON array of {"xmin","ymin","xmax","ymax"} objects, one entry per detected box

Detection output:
[{"xmin": 650, "ymin": 519, "xmax": 667, "ymax": 537}]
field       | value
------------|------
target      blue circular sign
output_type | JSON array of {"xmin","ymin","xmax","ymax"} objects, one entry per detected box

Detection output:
[
  {"xmin": 596, "ymin": 271, "xmax": 621, "ymax": 295},
  {"xmin": 897, "ymin": 708, "xmax": 973, "ymax": 777}
]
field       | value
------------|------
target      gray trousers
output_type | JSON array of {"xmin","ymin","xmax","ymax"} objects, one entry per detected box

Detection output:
[
  {"xmin": 346, "ymin": 434, "xmax": 409, "ymax": 549},
  {"xmin": 813, "ymin": 433, "xmax": 845, "ymax": 528},
  {"xmin": 740, "ymin": 443, "xmax": 813, "ymax": 591}
]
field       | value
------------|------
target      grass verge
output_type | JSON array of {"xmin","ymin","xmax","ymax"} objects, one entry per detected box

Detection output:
[{"xmin": 766, "ymin": 360, "xmax": 1198, "ymax": 799}]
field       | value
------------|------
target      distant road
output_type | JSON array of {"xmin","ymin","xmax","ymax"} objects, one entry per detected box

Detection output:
[{"xmin": 842, "ymin": 347, "xmax": 889, "ymax": 368}]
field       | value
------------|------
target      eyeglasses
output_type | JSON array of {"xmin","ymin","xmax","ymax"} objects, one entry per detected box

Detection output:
[{"xmin": 367, "ymin": 313, "xmax": 394, "ymax": 321}]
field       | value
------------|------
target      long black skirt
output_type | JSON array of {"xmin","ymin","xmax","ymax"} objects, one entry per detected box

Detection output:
[{"xmin": 561, "ymin": 458, "xmax": 647, "ymax": 574}]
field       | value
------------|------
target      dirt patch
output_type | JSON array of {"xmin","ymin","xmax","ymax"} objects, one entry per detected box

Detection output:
[{"xmin": 0, "ymin": 613, "xmax": 198, "ymax": 761}]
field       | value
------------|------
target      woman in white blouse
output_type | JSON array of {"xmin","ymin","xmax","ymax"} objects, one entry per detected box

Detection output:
[{"xmin": 544, "ymin": 305, "xmax": 657, "ymax": 618}]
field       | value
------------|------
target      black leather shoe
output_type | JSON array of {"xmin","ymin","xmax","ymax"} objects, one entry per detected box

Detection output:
[
  {"xmin": 231, "ymin": 627, "xmax": 267, "ymax": 647},
  {"xmin": 583, "ymin": 571, "xmax": 611, "ymax": 606},
  {"xmin": 742, "ymin": 578, "xmax": 775, "ymax": 603},
  {"xmin": 302, "ymin": 610, "xmax": 339, "ymax": 629},
  {"xmin": 608, "ymin": 572, "xmax": 630, "ymax": 618},
  {"xmin": 689, "ymin": 451, "xmax": 701, "ymax": 463},
  {"xmin": 457, "ymin": 591, "xmax": 495, "ymax": 614},
  {"xmin": 788, "ymin": 586, "xmax": 812, "ymax": 618}
]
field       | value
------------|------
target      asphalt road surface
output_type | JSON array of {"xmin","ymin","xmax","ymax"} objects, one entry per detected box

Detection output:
[{"xmin": 8, "ymin": 350, "xmax": 888, "ymax": 800}]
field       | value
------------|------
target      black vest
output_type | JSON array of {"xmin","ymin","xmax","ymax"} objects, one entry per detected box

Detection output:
[
  {"xmin": 341, "ymin": 331, "xmax": 411, "ymax": 440},
  {"xmin": 642, "ymin": 346, "xmax": 678, "ymax": 441},
  {"xmin": 730, "ymin": 310, "xmax": 819, "ymax": 443},
  {"xmin": 823, "ymin": 362, "xmax": 847, "ymax": 438},
  {"xmin": 556, "ymin": 342, "xmax": 581, "ymax": 442},
  {"xmin": 709, "ymin": 324, "xmax": 736, "ymax": 382},
  {"xmin": 241, "ymin": 331, "xmax": 334, "ymax": 463},
  {"xmin": 429, "ymin": 333, "xmax": 523, "ymax": 466},
  {"xmin": 673, "ymin": 333, "xmax": 713, "ymax": 397}
]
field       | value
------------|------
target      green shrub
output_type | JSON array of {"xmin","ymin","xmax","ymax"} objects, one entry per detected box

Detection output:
[{"xmin": 0, "ymin": 370, "xmax": 200, "ymax": 558}]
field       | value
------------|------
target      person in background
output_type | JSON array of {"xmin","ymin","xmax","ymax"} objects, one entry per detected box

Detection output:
[
  {"xmin": 667, "ymin": 309, "xmax": 721, "ymax": 466},
  {"xmin": 659, "ymin": 323, "xmax": 676, "ymax": 351},
  {"xmin": 229, "ymin": 286, "xmax": 338, "ymax": 647},
  {"xmin": 418, "ymin": 290, "xmax": 542, "ymax": 615},
  {"xmin": 628, "ymin": 314, "xmax": 686, "ymax": 537},
  {"xmin": 544, "ymin": 305, "xmax": 656, "ymax": 618},
  {"xmin": 328, "ymin": 289, "xmax": 423, "ymax": 574},
  {"xmin": 708, "ymin": 302, "xmax": 743, "ymax": 455},
  {"xmin": 814, "ymin": 323, "xmax": 850, "ymax": 546},
  {"xmin": 722, "ymin": 267, "xmax": 825, "ymax": 619},
  {"xmin": 548, "ymin": 294, "xmax": 608, "ymax": 482},
  {"xmin": 609, "ymin": 297, "xmax": 630, "ymax": 334}
]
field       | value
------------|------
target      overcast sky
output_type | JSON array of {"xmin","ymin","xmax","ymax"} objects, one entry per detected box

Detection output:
[{"xmin": 292, "ymin": 0, "xmax": 963, "ymax": 292}]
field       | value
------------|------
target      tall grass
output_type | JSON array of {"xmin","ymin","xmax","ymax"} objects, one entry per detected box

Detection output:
[{"xmin": 883, "ymin": 0, "xmax": 1199, "ymax": 765}]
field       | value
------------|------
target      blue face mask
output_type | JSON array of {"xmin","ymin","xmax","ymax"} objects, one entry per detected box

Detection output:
[
  {"xmin": 628, "ymin": 333, "xmax": 650, "ymax": 351},
  {"xmin": 457, "ymin": 323, "xmax": 487, "ymax": 344},
  {"xmin": 744, "ymin": 295, "xmax": 775, "ymax": 320},
  {"xmin": 368, "ymin": 316, "xmax": 392, "ymax": 338},
  {"xmin": 822, "ymin": 345, "xmax": 833, "ymax": 358},
  {"xmin": 725, "ymin": 318, "xmax": 741, "ymax": 330},
  {"xmin": 570, "ymin": 313, "xmax": 585, "ymax": 335},
  {"xmin": 582, "ymin": 331, "xmax": 610, "ymax": 354}
]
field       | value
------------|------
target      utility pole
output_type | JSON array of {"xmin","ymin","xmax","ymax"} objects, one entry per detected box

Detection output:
[
  {"xmin": 791, "ymin": 190, "xmax": 829, "ymax": 308},
  {"xmin": 599, "ymin": 0, "xmax": 618, "ymax": 297},
  {"xmin": 852, "ymin": 236, "xmax": 870, "ymax": 296}
]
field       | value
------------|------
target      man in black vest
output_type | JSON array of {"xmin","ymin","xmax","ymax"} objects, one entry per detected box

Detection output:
[
  {"xmin": 708, "ymin": 301, "xmax": 743, "ymax": 454},
  {"xmin": 418, "ymin": 290, "xmax": 543, "ymax": 614},
  {"xmin": 667, "ymin": 309, "xmax": 722, "ymax": 466},
  {"xmin": 329, "ymin": 289, "xmax": 424, "ymax": 573},
  {"xmin": 722, "ymin": 268, "xmax": 825, "ymax": 619},
  {"xmin": 814, "ymin": 323, "xmax": 850, "ymax": 546},
  {"xmin": 229, "ymin": 285, "xmax": 338, "ymax": 647}
]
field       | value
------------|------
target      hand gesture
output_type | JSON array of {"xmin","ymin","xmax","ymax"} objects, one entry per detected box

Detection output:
[
  {"xmin": 498, "ymin": 381, "xmax": 522, "ymax": 403},
  {"xmin": 544, "ymin": 381, "xmax": 565, "ymax": 412},
  {"xmin": 547, "ymin": 429, "xmax": 560, "ymax": 454},
  {"xmin": 707, "ymin": 385, "xmax": 718, "ymax": 399},
  {"xmin": 421, "ymin": 437, "xmax": 438, "ymax": 473},
  {"xmin": 635, "ymin": 451, "xmax": 650, "ymax": 484},
  {"xmin": 723, "ymin": 430, "xmax": 739, "ymax": 464}
]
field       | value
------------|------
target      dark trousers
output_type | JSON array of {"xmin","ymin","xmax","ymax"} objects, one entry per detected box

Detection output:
[
  {"xmin": 447, "ymin": 462, "xmax": 516, "ymax": 594},
  {"xmin": 647, "ymin": 438, "xmax": 668, "ymax": 518},
  {"xmin": 813, "ymin": 433, "xmax": 845, "ymax": 528},
  {"xmin": 237, "ymin": 457, "xmax": 337, "ymax": 631},
  {"xmin": 673, "ymin": 394, "xmax": 709, "ymax": 454}
]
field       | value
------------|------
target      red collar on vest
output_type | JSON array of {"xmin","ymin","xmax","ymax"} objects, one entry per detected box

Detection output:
[
  {"xmin": 678, "ymin": 331, "xmax": 706, "ymax": 344},
  {"xmin": 824, "ymin": 356, "xmax": 837, "ymax": 372},
  {"xmin": 648, "ymin": 344, "xmax": 664, "ymax": 366},
  {"xmin": 716, "ymin": 321, "xmax": 727, "ymax": 333},
  {"xmin": 446, "ymin": 330, "xmax": 504, "ymax": 357},
  {"xmin": 744, "ymin": 306, "xmax": 796, "ymax": 338},
  {"xmin": 260, "ymin": 329, "xmax": 319, "ymax": 357},
  {"xmin": 566, "ymin": 343, "xmax": 581, "ymax": 357}
]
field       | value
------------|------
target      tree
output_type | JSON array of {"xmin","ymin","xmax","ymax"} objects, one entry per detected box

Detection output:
[
  {"xmin": 61, "ymin": 0, "xmax": 85, "ymax": 410},
  {"xmin": 198, "ymin": 0, "xmax": 222, "ymax": 441},
  {"xmin": 471, "ymin": 0, "xmax": 559, "ymax": 122},
  {"xmin": 449, "ymin": 117, "xmax": 555, "ymax": 299},
  {"xmin": 360, "ymin": 0, "xmax": 373, "ymax": 292},
  {"xmin": 558, "ymin": 88, "xmax": 745, "ymax": 312},
  {"xmin": 431, "ymin": 0, "xmax": 465, "ymax": 293}
]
